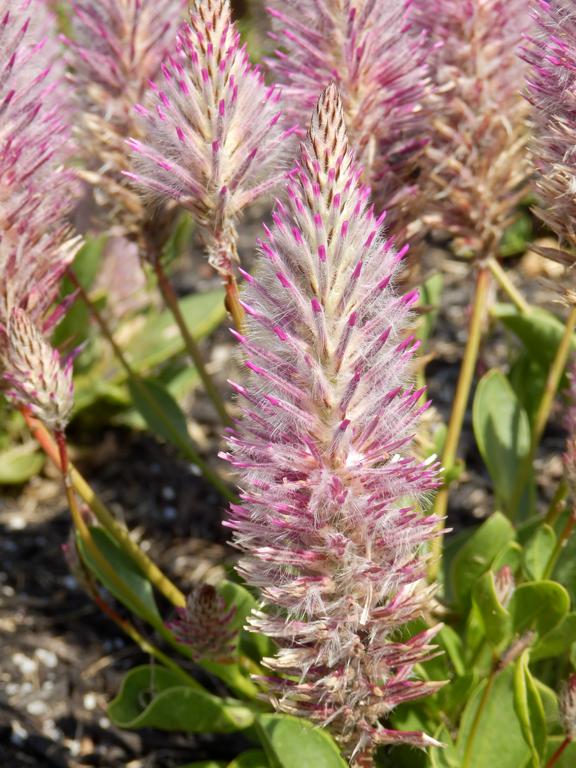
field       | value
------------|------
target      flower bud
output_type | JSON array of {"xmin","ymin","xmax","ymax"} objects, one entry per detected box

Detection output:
[{"xmin": 1, "ymin": 309, "xmax": 74, "ymax": 431}]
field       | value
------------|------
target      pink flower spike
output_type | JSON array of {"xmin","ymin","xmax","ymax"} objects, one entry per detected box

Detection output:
[
  {"xmin": 225, "ymin": 85, "xmax": 443, "ymax": 762},
  {"xmin": 129, "ymin": 0, "xmax": 296, "ymax": 278},
  {"xmin": 266, "ymin": 0, "xmax": 431, "ymax": 235}
]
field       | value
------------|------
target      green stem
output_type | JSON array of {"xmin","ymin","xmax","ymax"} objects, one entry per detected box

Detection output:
[
  {"xmin": 429, "ymin": 266, "xmax": 491, "ymax": 580},
  {"xmin": 543, "ymin": 508, "xmax": 576, "ymax": 579},
  {"xmin": 487, "ymin": 256, "xmax": 531, "ymax": 315},
  {"xmin": 153, "ymin": 258, "xmax": 232, "ymax": 427},
  {"xmin": 508, "ymin": 305, "xmax": 576, "ymax": 518},
  {"xmin": 545, "ymin": 479, "xmax": 568, "ymax": 527},
  {"xmin": 22, "ymin": 408, "xmax": 187, "ymax": 608},
  {"xmin": 462, "ymin": 667, "xmax": 497, "ymax": 768},
  {"xmin": 67, "ymin": 269, "xmax": 235, "ymax": 502},
  {"xmin": 546, "ymin": 737, "xmax": 572, "ymax": 768}
]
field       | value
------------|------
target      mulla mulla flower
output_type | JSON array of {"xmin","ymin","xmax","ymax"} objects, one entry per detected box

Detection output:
[
  {"xmin": 222, "ymin": 84, "xmax": 443, "ymax": 765},
  {"xmin": 414, "ymin": 0, "xmax": 531, "ymax": 259},
  {"xmin": 128, "ymin": 0, "xmax": 296, "ymax": 280},
  {"xmin": 523, "ymin": 0, "xmax": 576, "ymax": 269},
  {"xmin": 0, "ymin": 0, "xmax": 79, "ymax": 429},
  {"xmin": 67, "ymin": 0, "xmax": 185, "ymax": 240},
  {"xmin": 266, "ymin": 0, "xmax": 431, "ymax": 234}
]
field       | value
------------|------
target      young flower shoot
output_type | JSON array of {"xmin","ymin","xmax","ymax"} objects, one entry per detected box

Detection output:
[
  {"xmin": 128, "ymin": 0, "xmax": 295, "ymax": 278},
  {"xmin": 223, "ymin": 84, "xmax": 442, "ymax": 763}
]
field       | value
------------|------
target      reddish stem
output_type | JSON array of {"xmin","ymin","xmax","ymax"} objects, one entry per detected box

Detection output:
[{"xmin": 546, "ymin": 737, "xmax": 571, "ymax": 768}]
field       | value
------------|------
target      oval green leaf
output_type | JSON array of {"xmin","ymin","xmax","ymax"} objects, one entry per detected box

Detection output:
[
  {"xmin": 509, "ymin": 581, "xmax": 570, "ymax": 637},
  {"xmin": 0, "ymin": 443, "xmax": 44, "ymax": 485},
  {"xmin": 257, "ymin": 714, "xmax": 347, "ymax": 768},
  {"xmin": 109, "ymin": 666, "xmax": 254, "ymax": 733}
]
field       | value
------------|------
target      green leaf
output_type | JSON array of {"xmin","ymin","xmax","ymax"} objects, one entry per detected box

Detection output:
[
  {"xmin": 218, "ymin": 581, "xmax": 275, "ymax": 662},
  {"xmin": 108, "ymin": 666, "xmax": 254, "ymax": 733},
  {"xmin": 177, "ymin": 763, "xmax": 225, "ymax": 768},
  {"xmin": 417, "ymin": 273, "xmax": 444, "ymax": 342},
  {"xmin": 553, "ymin": 523, "xmax": 576, "ymax": 602},
  {"xmin": 53, "ymin": 236, "xmax": 107, "ymax": 348},
  {"xmin": 450, "ymin": 512, "xmax": 516, "ymax": 607},
  {"xmin": 78, "ymin": 526, "xmax": 161, "ymax": 626},
  {"xmin": 227, "ymin": 751, "xmax": 270, "ymax": 768},
  {"xmin": 162, "ymin": 212, "xmax": 194, "ymax": 265},
  {"xmin": 523, "ymin": 525, "xmax": 556, "ymax": 580},
  {"xmin": 0, "ymin": 443, "xmax": 44, "ymax": 484},
  {"xmin": 544, "ymin": 738, "xmax": 576, "ymax": 767},
  {"xmin": 500, "ymin": 211, "xmax": 533, "ymax": 258},
  {"xmin": 531, "ymin": 612, "xmax": 576, "ymax": 661},
  {"xmin": 127, "ymin": 290, "xmax": 226, "ymax": 372},
  {"xmin": 493, "ymin": 304, "xmax": 576, "ymax": 372},
  {"xmin": 128, "ymin": 376, "xmax": 194, "ymax": 453},
  {"xmin": 473, "ymin": 370, "xmax": 531, "ymax": 509},
  {"xmin": 513, "ymin": 651, "xmax": 547, "ymax": 767},
  {"xmin": 472, "ymin": 571, "xmax": 512, "ymax": 647},
  {"xmin": 509, "ymin": 581, "xmax": 570, "ymax": 637},
  {"xmin": 456, "ymin": 666, "xmax": 532, "ymax": 768},
  {"xmin": 257, "ymin": 715, "xmax": 347, "ymax": 768},
  {"xmin": 508, "ymin": 355, "xmax": 547, "ymax": 427}
]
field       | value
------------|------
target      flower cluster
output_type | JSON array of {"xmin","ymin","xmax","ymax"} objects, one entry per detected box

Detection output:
[
  {"xmin": 167, "ymin": 584, "xmax": 237, "ymax": 662},
  {"xmin": 0, "ymin": 0, "xmax": 78, "ymax": 429},
  {"xmin": 266, "ymin": 0, "xmax": 430, "ymax": 233},
  {"xmin": 523, "ymin": 0, "xmax": 576, "ymax": 265},
  {"xmin": 67, "ymin": 0, "xmax": 185, "ymax": 240},
  {"xmin": 223, "ymin": 85, "xmax": 442, "ymax": 763},
  {"xmin": 560, "ymin": 673, "xmax": 576, "ymax": 742},
  {"xmin": 415, "ymin": 0, "xmax": 531, "ymax": 258},
  {"xmin": 128, "ymin": 0, "xmax": 296, "ymax": 278}
]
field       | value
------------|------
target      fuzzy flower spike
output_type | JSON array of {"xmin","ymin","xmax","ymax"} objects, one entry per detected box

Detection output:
[
  {"xmin": 223, "ymin": 85, "xmax": 443, "ymax": 764},
  {"xmin": 523, "ymin": 0, "xmax": 576, "ymax": 272},
  {"xmin": 129, "ymin": 0, "xmax": 296, "ymax": 279},
  {"xmin": 266, "ymin": 0, "xmax": 431, "ymax": 234},
  {"xmin": 415, "ymin": 0, "xmax": 532, "ymax": 259},
  {"xmin": 68, "ymin": 0, "xmax": 185, "ymax": 240},
  {"xmin": 0, "ymin": 0, "xmax": 78, "ymax": 431}
]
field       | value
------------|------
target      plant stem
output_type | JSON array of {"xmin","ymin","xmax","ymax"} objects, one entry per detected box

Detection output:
[
  {"xmin": 225, "ymin": 273, "xmax": 245, "ymax": 332},
  {"xmin": 508, "ymin": 305, "xmax": 576, "ymax": 518},
  {"xmin": 22, "ymin": 408, "xmax": 186, "ymax": 608},
  {"xmin": 67, "ymin": 269, "xmax": 235, "ymax": 501},
  {"xmin": 545, "ymin": 479, "xmax": 568, "ymax": 526},
  {"xmin": 546, "ymin": 737, "xmax": 572, "ymax": 768},
  {"xmin": 429, "ymin": 266, "xmax": 491, "ymax": 579},
  {"xmin": 487, "ymin": 256, "xmax": 531, "ymax": 315},
  {"xmin": 543, "ymin": 508, "xmax": 576, "ymax": 579},
  {"xmin": 153, "ymin": 258, "xmax": 232, "ymax": 426},
  {"xmin": 461, "ymin": 667, "xmax": 496, "ymax": 768}
]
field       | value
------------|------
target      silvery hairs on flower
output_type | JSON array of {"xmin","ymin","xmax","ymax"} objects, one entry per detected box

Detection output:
[
  {"xmin": 222, "ymin": 84, "xmax": 443, "ymax": 764},
  {"xmin": 523, "ymin": 0, "xmax": 576, "ymax": 272},
  {"xmin": 0, "ymin": 0, "xmax": 78, "ymax": 428},
  {"xmin": 67, "ymin": 0, "xmax": 185, "ymax": 240},
  {"xmin": 128, "ymin": 0, "xmax": 296, "ymax": 279},
  {"xmin": 414, "ymin": 0, "xmax": 532, "ymax": 259},
  {"xmin": 266, "ymin": 0, "xmax": 431, "ymax": 237}
]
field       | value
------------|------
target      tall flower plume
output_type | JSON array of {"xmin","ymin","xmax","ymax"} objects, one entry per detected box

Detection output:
[
  {"xmin": 128, "ymin": 0, "xmax": 296, "ymax": 278},
  {"xmin": 523, "ymin": 0, "xmax": 576, "ymax": 264},
  {"xmin": 0, "ymin": 0, "xmax": 78, "ymax": 428},
  {"xmin": 67, "ymin": 0, "xmax": 185, "ymax": 240},
  {"xmin": 414, "ymin": 0, "xmax": 531, "ymax": 258},
  {"xmin": 266, "ymin": 0, "xmax": 431, "ymax": 233},
  {"xmin": 223, "ymin": 85, "xmax": 442, "ymax": 764}
]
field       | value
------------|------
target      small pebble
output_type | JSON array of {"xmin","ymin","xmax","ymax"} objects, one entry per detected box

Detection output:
[
  {"xmin": 12, "ymin": 653, "xmax": 37, "ymax": 676},
  {"xmin": 83, "ymin": 693, "xmax": 97, "ymax": 711},
  {"xmin": 162, "ymin": 486, "xmax": 176, "ymax": 501},
  {"xmin": 10, "ymin": 720, "xmax": 28, "ymax": 745},
  {"xmin": 163, "ymin": 506, "xmax": 177, "ymax": 521},
  {"xmin": 26, "ymin": 700, "xmax": 47, "ymax": 717},
  {"xmin": 2, "ymin": 585, "xmax": 15, "ymax": 597},
  {"xmin": 7, "ymin": 515, "xmax": 25, "ymax": 531},
  {"xmin": 36, "ymin": 649, "xmax": 58, "ymax": 669}
]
